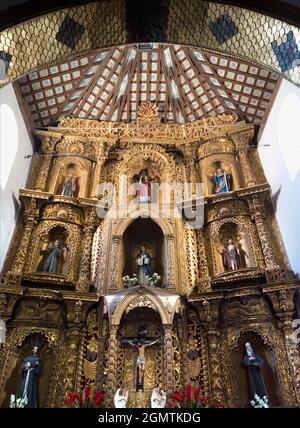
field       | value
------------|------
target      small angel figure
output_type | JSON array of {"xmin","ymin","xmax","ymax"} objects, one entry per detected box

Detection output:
[
  {"xmin": 151, "ymin": 386, "xmax": 166, "ymax": 408},
  {"xmin": 114, "ymin": 387, "xmax": 129, "ymax": 408}
]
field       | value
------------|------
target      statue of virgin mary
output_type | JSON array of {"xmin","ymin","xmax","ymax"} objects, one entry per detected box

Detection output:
[{"xmin": 136, "ymin": 245, "xmax": 152, "ymax": 285}]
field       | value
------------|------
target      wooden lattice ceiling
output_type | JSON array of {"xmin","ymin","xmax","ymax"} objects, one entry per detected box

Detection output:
[{"xmin": 17, "ymin": 44, "xmax": 280, "ymax": 128}]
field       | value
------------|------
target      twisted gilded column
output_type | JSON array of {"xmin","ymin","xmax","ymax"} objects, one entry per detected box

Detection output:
[
  {"xmin": 163, "ymin": 324, "xmax": 175, "ymax": 395},
  {"xmin": 250, "ymin": 194, "xmax": 280, "ymax": 270},
  {"xmin": 106, "ymin": 325, "xmax": 118, "ymax": 400}
]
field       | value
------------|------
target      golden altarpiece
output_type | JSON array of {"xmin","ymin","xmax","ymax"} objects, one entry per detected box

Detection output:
[{"xmin": 0, "ymin": 102, "xmax": 300, "ymax": 408}]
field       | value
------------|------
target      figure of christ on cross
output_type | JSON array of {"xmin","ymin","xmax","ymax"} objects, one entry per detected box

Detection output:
[{"xmin": 122, "ymin": 327, "xmax": 160, "ymax": 391}]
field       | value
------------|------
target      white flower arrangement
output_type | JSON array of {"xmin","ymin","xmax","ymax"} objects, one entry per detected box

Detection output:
[
  {"xmin": 122, "ymin": 274, "xmax": 138, "ymax": 287},
  {"xmin": 145, "ymin": 272, "xmax": 161, "ymax": 287},
  {"xmin": 250, "ymin": 394, "xmax": 270, "ymax": 408},
  {"xmin": 9, "ymin": 394, "xmax": 28, "ymax": 408}
]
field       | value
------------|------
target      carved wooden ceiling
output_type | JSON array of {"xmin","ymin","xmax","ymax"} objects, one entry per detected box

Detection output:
[{"xmin": 17, "ymin": 44, "xmax": 280, "ymax": 128}]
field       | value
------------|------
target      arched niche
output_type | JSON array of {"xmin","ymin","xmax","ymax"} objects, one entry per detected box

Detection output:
[
  {"xmin": 116, "ymin": 307, "xmax": 163, "ymax": 393},
  {"xmin": 1, "ymin": 332, "xmax": 55, "ymax": 408},
  {"xmin": 198, "ymin": 139, "xmax": 242, "ymax": 196},
  {"xmin": 120, "ymin": 217, "xmax": 164, "ymax": 287},
  {"xmin": 214, "ymin": 220, "xmax": 256, "ymax": 275},
  {"xmin": 115, "ymin": 144, "xmax": 175, "ymax": 207},
  {"xmin": 48, "ymin": 157, "xmax": 90, "ymax": 198},
  {"xmin": 231, "ymin": 331, "xmax": 281, "ymax": 408},
  {"xmin": 35, "ymin": 225, "xmax": 70, "ymax": 276}
]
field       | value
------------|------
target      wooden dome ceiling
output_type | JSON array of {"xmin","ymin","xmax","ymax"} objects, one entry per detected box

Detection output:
[{"xmin": 17, "ymin": 43, "xmax": 280, "ymax": 128}]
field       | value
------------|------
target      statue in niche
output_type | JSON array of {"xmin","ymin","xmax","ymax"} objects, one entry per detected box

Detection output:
[
  {"xmin": 222, "ymin": 239, "xmax": 241, "ymax": 271},
  {"xmin": 138, "ymin": 175, "xmax": 152, "ymax": 203},
  {"xmin": 121, "ymin": 325, "xmax": 160, "ymax": 391},
  {"xmin": 136, "ymin": 245, "xmax": 152, "ymax": 285},
  {"xmin": 61, "ymin": 174, "xmax": 76, "ymax": 197},
  {"xmin": 39, "ymin": 239, "xmax": 69, "ymax": 274},
  {"xmin": 212, "ymin": 168, "xmax": 232, "ymax": 194},
  {"xmin": 19, "ymin": 345, "xmax": 43, "ymax": 408},
  {"xmin": 242, "ymin": 342, "xmax": 270, "ymax": 403}
]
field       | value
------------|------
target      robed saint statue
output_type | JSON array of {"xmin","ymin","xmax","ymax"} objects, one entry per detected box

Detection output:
[
  {"xmin": 19, "ymin": 345, "xmax": 43, "ymax": 408},
  {"xmin": 136, "ymin": 245, "xmax": 152, "ymax": 285},
  {"xmin": 223, "ymin": 239, "xmax": 241, "ymax": 271},
  {"xmin": 39, "ymin": 239, "xmax": 69, "ymax": 274},
  {"xmin": 212, "ymin": 168, "xmax": 231, "ymax": 194},
  {"xmin": 242, "ymin": 342, "xmax": 270, "ymax": 403},
  {"xmin": 137, "ymin": 175, "xmax": 152, "ymax": 203}
]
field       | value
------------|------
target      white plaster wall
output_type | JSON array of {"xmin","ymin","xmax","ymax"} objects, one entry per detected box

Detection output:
[
  {"xmin": 0, "ymin": 83, "xmax": 33, "ymax": 269},
  {"xmin": 259, "ymin": 78, "xmax": 300, "ymax": 276}
]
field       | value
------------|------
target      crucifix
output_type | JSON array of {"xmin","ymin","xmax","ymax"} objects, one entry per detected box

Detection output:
[{"xmin": 121, "ymin": 325, "xmax": 160, "ymax": 391}]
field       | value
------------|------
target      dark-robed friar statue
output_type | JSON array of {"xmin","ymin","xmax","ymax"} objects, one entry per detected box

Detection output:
[
  {"xmin": 39, "ymin": 239, "xmax": 69, "ymax": 274},
  {"xmin": 19, "ymin": 345, "xmax": 43, "ymax": 408},
  {"xmin": 242, "ymin": 342, "xmax": 270, "ymax": 403}
]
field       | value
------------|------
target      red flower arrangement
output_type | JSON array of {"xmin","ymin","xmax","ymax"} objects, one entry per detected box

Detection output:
[
  {"xmin": 64, "ymin": 384, "xmax": 107, "ymax": 408},
  {"xmin": 167, "ymin": 384, "xmax": 211, "ymax": 408}
]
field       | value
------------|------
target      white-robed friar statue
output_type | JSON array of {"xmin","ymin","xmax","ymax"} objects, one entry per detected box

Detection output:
[
  {"xmin": 114, "ymin": 387, "xmax": 129, "ymax": 408},
  {"xmin": 151, "ymin": 386, "xmax": 166, "ymax": 408}
]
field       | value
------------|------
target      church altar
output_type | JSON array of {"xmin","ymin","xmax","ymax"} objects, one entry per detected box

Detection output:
[{"xmin": 0, "ymin": 102, "xmax": 299, "ymax": 408}]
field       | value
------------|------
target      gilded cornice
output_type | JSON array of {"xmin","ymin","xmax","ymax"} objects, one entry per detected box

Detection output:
[{"xmin": 37, "ymin": 109, "xmax": 239, "ymax": 145}]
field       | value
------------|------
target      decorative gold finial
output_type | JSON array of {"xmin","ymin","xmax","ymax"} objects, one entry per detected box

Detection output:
[{"xmin": 137, "ymin": 102, "xmax": 160, "ymax": 123}]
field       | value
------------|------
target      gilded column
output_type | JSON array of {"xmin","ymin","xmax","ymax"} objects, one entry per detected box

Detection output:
[
  {"xmin": 10, "ymin": 198, "xmax": 37, "ymax": 275},
  {"xmin": 206, "ymin": 328, "xmax": 224, "ymax": 404},
  {"xmin": 195, "ymin": 227, "xmax": 211, "ymax": 290},
  {"xmin": 76, "ymin": 208, "xmax": 97, "ymax": 292},
  {"xmin": 109, "ymin": 235, "xmax": 121, "ymax": 289},
  {"xmin": 265, "ymin": 288, "xmax": 300, "ymax": 405},
  {"xmin": 250, "ymin": 194, "xmax": 280, "ymax": 270},
  {"xmin": 163, "ymin": 324, "xmax": 175, "ymax": 395},
  {"xmin": 166, "ymin": 234, "xmax": 175, "ymax": 288},
  {"xmin": 197, "ymin": 298, "xmax": 224, "ymax": 404},
  {"xmin": 94, "ymin": 336, "xmax": 107, "ymax": 390},
  {"xmin": 91, "ymin": 144, "xmax": 108, "ymax": 198},
  {"xmin": 230, "ymin": 129, "xmax": 255, "ymax": 187},
  {"xmin": 35, "ymin": 136, "xmax": 57, "ymax": 192},
  {"xmin": 106, "ymin": 325, "xmax": 118, "ymax": 400},
  {"xmin": 281, "ymin": 316, "xmax": 300, "ymax": 405},
  {"xmin": 183, "ymin": 143, "xmax": 198, "ymax": 198}
]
